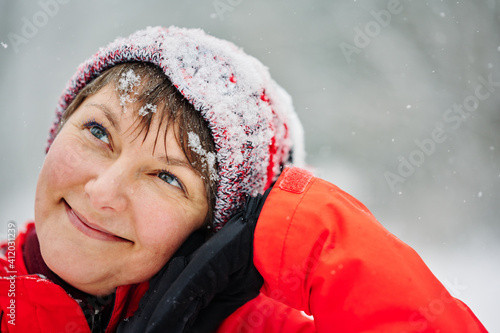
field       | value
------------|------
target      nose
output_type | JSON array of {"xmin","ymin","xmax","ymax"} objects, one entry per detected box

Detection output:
[{"xmin": 84, "ymin": 160, "xmax": 130, "ymax": 212}]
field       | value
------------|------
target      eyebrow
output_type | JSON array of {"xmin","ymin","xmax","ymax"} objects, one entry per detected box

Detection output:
[
  {"xmin": 85, "ymin": 103, "xmax": 121, "ymax": 132},
  {"xmin": 156, "ymin": 155, "xmax": 192, "ymax": 169},
  {"xmin": 156, "ymin": 154, "xmax": 203, "ymax": 183}
]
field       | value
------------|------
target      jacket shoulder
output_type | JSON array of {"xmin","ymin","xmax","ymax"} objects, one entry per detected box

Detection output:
[{"xmin": 253, "ymin": 167, "xmax": 487, "ymax": 332}]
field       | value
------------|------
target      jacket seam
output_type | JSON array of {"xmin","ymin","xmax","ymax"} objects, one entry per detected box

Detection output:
[{"xmin": 277, "ymin": 177, "xmax": 316, "ymax": 297}]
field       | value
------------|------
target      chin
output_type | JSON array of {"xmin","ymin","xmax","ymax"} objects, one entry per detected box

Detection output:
[
  {"xmin": 57, "ymin": 267, "xmax": 117, "ymax": 296},
  {"xmin": 39, "ymin": 243, "xmax": 114, "ymax": 296}
]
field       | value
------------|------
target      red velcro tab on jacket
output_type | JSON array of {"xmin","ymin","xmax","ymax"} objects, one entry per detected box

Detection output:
[{"xmin": 278, "ymin": 167, "xmax": 314, "ymax": 194}]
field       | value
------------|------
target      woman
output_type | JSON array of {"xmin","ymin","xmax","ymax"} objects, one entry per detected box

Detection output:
[{"xmin": 0, "ymin": 26, "xmax": 487, "ymax": 332}]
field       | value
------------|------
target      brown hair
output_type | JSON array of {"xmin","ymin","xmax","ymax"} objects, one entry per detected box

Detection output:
[{"xmin": 58, "ymin": 62, "xmax": 218, "ymax": 229}]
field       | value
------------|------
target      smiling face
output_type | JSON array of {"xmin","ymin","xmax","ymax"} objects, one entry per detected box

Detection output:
[{"xmin": 35, "ymin": 84, "xmax": 209, "ymax": 296}]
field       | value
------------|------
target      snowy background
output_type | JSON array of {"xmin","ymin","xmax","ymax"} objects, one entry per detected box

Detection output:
[{"xmin": 0, "ymin": 0, "xmax": 499, "ymax": 330}]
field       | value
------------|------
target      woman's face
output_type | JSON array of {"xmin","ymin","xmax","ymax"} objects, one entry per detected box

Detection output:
[{"xmin": 35, "ymin": 84, "xmax": 208, "ymax": 296}]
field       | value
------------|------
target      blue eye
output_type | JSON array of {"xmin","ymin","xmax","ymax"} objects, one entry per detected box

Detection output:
[
  {"xmin": 83, "ymin": 120, "xmax": 110, "ymax": 144},
  {"xmin": 158, "ymin": 170, "xmax": 183, "ymax": 190}
]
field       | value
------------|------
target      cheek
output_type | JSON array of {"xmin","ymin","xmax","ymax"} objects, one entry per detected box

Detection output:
[
  {"xmin": 133, "ymin": 199, "xmax": 198, "ymax": 257},
  {"xmin": 40, "ymin": 135, "xmax": 93, "ymax": 192},
  {"xmin": 137, "ymin": 205, "xmax": 183, "ymax": 247},
  {"xmin": 126, "ymin": 210, "xmax": 185, "ymax": 280}
]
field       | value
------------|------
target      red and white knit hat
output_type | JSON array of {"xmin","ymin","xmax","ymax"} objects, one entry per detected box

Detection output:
[{"xmin": 48, "ymin": 26, "xmax": 305, "ymax": 230}]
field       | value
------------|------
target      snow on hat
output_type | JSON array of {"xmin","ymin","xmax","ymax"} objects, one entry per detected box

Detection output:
[{"xmin": 48, "ymin": 26, "xmax": 305, "ymax": 230}]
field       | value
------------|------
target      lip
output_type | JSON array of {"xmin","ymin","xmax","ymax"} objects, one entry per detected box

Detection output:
[{"xmin": 64, "ymin": 200, "xmax": 130, "ymax": 243}]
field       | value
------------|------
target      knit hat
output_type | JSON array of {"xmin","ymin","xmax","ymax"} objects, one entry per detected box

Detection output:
[{"xmin": 48, "ymin": 26, "xmax": 305, "ymax": 230}]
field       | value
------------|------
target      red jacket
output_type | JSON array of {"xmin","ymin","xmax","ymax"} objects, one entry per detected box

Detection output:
[
  {"xmin": 0, "ymin": 167, "xmax": 488, "ymax": 332},
  {"xmin": 218, "ymin": 167, "xmax": 487, "ymax": 332}
]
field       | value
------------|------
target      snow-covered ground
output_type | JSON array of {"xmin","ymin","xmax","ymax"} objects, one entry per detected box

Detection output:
[{"xmin": 1, "ymin": 1, "xmax": 498, "ymax": 331}]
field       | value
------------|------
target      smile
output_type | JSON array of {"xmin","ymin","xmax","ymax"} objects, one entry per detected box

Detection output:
[{"xmin": 64, "ymin": 200, "xmax": 130, "ymax": 242}]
